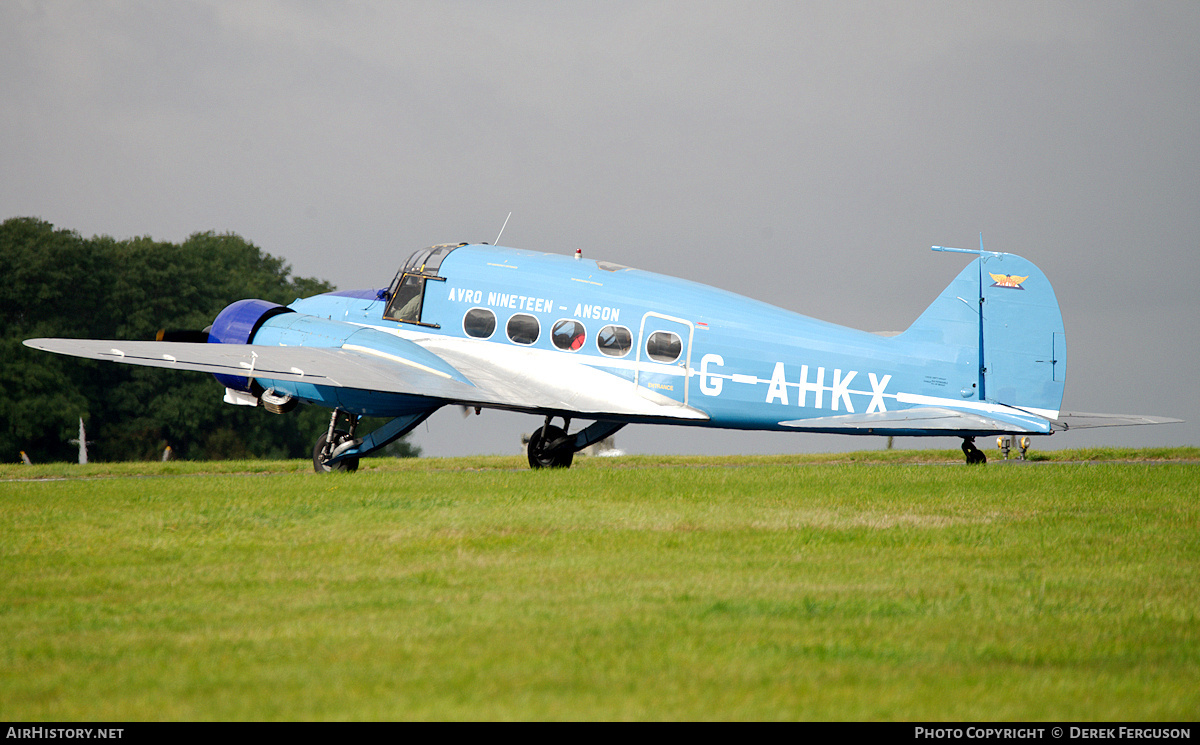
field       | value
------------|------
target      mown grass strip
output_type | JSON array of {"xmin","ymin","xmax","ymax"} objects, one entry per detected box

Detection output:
[
  {"xmin": 3, "ymin": 446, "xmax": 1198, "ymax": 481},
  {"xmin": 1, "ymin": 458, "xmax": 1197, "ymax": 720}
]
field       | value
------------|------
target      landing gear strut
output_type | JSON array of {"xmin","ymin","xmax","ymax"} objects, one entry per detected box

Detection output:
[
  {"xmin": 961, "ymin": 437, "xmax": 987, "ymax": 465},
  {"xmin": 310, "ymin": 409, "xmax": 435, "ymax": 474},
  {"xmin": 526, "ymin": 417, "xmax": 626, "ymax": 470},
  {"xmin": 313, "ymin": 409, "xmax": 361, "ymax": 472}
]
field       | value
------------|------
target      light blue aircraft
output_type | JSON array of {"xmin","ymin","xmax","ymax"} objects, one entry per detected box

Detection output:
[{"xmin": 25, "ymin": 241, "xmax": 1179, "ymax": 469}]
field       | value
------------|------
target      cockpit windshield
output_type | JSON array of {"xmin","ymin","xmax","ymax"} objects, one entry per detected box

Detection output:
[{"xmin": 385, "ymin": 274, "xmax": 426, "ymax": 323}]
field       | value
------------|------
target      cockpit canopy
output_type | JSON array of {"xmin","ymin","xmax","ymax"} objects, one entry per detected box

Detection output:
[{"xmin": 382, "ymin": 243, "xmax": 463, "ymax": 326}]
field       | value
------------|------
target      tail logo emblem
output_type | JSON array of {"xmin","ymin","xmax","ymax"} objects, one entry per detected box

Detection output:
[{"xmin": 989, "ymin": 273, "xmax": 1029, "ymax": 289}]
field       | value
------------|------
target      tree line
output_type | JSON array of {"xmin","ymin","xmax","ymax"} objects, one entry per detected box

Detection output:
[{"xmin": 1, "ymin": 217, "xmax": 418, "ymax": 462}]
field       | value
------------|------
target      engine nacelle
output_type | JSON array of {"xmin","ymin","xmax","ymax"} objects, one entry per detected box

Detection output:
[
  {"xmin": 207, "ymin": 296, "xmax": 452, "ymax": 417},
  {"xmin": 208, "ymin": 299, "xmax": 294, "ymax": 392}
]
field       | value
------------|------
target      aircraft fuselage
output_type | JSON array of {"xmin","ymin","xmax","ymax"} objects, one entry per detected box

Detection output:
[{"xmin": 270, "ymin": 244, "xmax": 1056, "ymax": 436}]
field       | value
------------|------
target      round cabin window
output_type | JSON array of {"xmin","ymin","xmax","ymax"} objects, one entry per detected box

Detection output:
[
  {"xmin": 506, "ymin": 313, "xmax": 540, "ymax": 345},
  {"xmin": 596, "ymin": 325, "xmax": 632, "ymax": 357},
  {"xmin": 463, "ymin": 308, "xmax": 497, "ymax": 339},
  {"xmin": 551, "ymin": 319, "xmax": 587, "ymax": 351},
  {"xmin": 645, "ymin": 331, "xmax": 682, "ymax": 363}
]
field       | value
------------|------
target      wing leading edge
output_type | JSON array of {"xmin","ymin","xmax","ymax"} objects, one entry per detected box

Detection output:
[
  {"xmin": 24, "ymin": 338, "xmax": 475, "ymax": 399},
  {"xmin": 23, "ymin": 337, "xmax": 709, "ymax": 421}
]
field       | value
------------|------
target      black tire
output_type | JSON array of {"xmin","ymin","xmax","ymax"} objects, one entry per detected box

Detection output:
[
  {"xmin": 961, "ymin": 438, "xmax": 987, "ymax": 465},
  {"xmin": 313, "ymin": 430, "xmax": 360, "ymax": 473},
  {"xmin": 527, "ymin": 424, "xmax": 574, "ymax": 469}
]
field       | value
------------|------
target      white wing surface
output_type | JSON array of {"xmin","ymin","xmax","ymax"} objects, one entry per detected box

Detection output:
[
  {"xmin": 24, "ymin": 337, "xmax": 709, "ymax": 420},
  {"xmin": 24, "ymin": 338, "xmax": 474, "ymax": 398}
]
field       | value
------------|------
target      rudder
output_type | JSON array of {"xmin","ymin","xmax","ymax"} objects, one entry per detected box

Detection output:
[
  {"xmin": 979, "ymin": 252, "xmax": 1065, "ymax": 417},
  {"xmin": 901, "ymin": 250, "xmax": 1066, "ymax": 417}
]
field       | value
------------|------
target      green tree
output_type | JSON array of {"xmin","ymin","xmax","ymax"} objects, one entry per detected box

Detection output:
[
  {"xmin": 1, "ymin": 218, "xmax": 420, "ymax": 463},
  {"xmin": 1, "ymin": 219, "xmax": 101, "ymax": 461}
]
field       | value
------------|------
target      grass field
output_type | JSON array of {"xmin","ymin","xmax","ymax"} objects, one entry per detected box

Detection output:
[{"xmin": 2, "ymin": 448, "xmax": 1198, "ymax": 720}]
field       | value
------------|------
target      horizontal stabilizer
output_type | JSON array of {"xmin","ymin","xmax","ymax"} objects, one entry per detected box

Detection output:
[
  {"xmin": 1051, "ymin": 411, "xmax": 1184, "ymax": 430},
  {"xmin": 779, "ymin": 406, "xmax": 1052, "ymax": 435}
]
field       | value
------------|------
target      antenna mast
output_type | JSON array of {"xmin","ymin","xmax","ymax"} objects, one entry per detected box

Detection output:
[{"xmin": 494, "ymin": 212, "xmax": 512, "ymax": 246}]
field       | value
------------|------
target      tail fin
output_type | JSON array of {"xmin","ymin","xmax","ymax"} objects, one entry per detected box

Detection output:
[{"xmin": 901, "ymin": 248, "xmax": 1066, "ymax": 418}]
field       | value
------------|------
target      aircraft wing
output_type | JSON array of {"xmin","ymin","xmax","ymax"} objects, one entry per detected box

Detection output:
[
  {"xmin": 24, "ymin": 337, "xmax": 709, "ymax": 420},
  {"xmin": 24, "ymin": 338, "xmax": 478, "ymax": 400},
  {"xmin": 778, "ymin": 406, "xmax": 1054, "ymax": 435},
  {"xmin": 1051, "ymin": 411, "xmax": 1184, "ymax": 430},
  {"xmin": 400, "ymin": 335, "xmax": 710, "ymax": 420}
]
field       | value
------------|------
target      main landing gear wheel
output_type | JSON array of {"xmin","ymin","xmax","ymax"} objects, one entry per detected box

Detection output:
[
  {"xmin": 961, "ymin": 437, "xmax": 987, "ymax": 465},
  {"xmin": 527, "ymin": 424, "xmax": 574, "ymax": 469},
  {"xmin": 313, "ymin": 430, "xmax": 360, "ymax": 473}
]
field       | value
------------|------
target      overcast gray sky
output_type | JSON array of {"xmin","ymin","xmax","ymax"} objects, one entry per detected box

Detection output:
[{"xmin": 3, "ymin": 1, "xmax": 1197, "ymax": 457}]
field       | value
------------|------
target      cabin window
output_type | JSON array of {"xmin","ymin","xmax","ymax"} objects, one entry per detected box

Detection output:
[
  {"xmin": 506, "ymin": 313, "xmax": 540, "ymax": 345},
  {"xmin": 646, "ymin": 331, "xmax": 682, "ymax": 363},
  {"xmin": 383, "ymin": 273, "xmax": 426, "ymax": 323},
  {"xmin": 596, "ymin": 325, "xmax": 632, "ymax": 357},
  {"xmin": 551, "ymin": 319, "xmax": 587, "ymax": 351},
  {"xmin": 463, "ymin": 308, "xmax": 497, "ymax": 339}
]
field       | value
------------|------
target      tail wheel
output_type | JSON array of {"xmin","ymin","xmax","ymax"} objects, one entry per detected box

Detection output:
[
  {"xmin": 527, "ymin": 424, "xmax": 574, "ymax": 469},
  {"xmin": 313, "ymin": 430, "xmax": 360, "ymax": 473}
]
